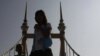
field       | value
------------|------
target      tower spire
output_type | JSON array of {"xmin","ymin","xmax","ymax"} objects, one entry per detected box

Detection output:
[
  {"xmin": 21, "ymin": 2, "xmax": 28, "ymax": 31},
  {"xmin": 60, "ymin": 2, "xmax": 63, "ymax": 23},
  {"xmin": 58, "ymin": 2, "xmax": 65, "ymax": 34},
  {"xmin": 24, "ymin": 2, "xmax": 27, "ymax": 23}
]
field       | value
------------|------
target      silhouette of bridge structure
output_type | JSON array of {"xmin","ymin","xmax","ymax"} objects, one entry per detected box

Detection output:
[{"xmin": 0, "ymin": 2, "xmax": 80, "ymax": 56}]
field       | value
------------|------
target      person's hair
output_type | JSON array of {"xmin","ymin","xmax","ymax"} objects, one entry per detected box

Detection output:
[
  {"xmin": 16, "ymin": 44, "xmax": 22, "ymax": 53},
  {"xmin": 35, "ymin": 10, "xmax": 47, "ymax": 25}
]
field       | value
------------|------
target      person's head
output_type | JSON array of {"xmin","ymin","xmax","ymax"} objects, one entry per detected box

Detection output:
[
  {"xmin": 35, "ymin": 10, "xmax": 47, "ymax": 25},
  {"xmin": 16, "ymin": 44, "xmax": 22, "ymax": 55}
]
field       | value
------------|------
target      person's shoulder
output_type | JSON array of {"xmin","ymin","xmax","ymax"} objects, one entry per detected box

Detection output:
[
  {"xmin": 47, "ymin": 23, "xmax": 52, "ymax": 29},
  {"xmin": 34, "ymin": 24, "xmax": 38, "ymax": 26},
  {"xmin": 47, "ymin": 23, "xmax": 51, "ymax": 26},
  {"xmin": 47, "ymin": 22, "xmax": 51, "ymax": 24},
  {"xmin": 34, "ymin": 24, "xmax": 38, "ymax": 28}
]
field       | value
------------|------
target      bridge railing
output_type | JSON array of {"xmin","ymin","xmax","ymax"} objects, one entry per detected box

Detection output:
[
  {"xmin": 0, "ymin": 46, "xmax": 15, "ymax": 56},
  {"xmin": 0, "ymin": 36, "xmax": 80, "ymax": 56},
  {"xmin": 64, "ymin": 38, "xmax": 80, "ymax": 56},
  {"xmin": 0, "ymin": 37, "xmax": 28, "ymax": 56}
]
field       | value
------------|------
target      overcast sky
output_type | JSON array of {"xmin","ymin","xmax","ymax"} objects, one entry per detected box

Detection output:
[{"xmin": 1, "ymin": 0, "xmax": 100, "ymax": 56}]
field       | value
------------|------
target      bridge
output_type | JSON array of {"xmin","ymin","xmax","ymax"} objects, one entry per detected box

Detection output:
[{"xmin": 0, "ymin": 2, "xmax": 80, "ymax": 56}]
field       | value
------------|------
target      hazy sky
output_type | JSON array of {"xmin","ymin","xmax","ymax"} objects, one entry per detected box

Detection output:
[{"xmin": 0, "ymin": 0, "xmax": 100, "ymax": 56}]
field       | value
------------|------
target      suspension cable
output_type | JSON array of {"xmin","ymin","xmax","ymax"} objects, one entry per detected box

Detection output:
[{"xmin": 0, "ymin": 37, "xmax": 23, "ymax": 56}]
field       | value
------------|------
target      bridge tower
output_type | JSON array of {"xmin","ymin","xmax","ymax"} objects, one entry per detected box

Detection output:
[
  {"xmin": 21, "ymin": 3, "xmax": 28, "ymax": 56},
  {"xmin": 58, "ymin": 2, "xmax": 66, "ymax": 56}
]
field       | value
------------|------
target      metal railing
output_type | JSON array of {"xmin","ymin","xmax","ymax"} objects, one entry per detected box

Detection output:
[
  {"xmin": 0, "ymin": 37, "xmax": 25, "ymax": 56},
  {"xmin": 0, "ymin": 37, "xmax": 80, "ymax": 56},
  {"xmin": 64, "ymin": 38, "xmax": 80, "ymax": 56}
]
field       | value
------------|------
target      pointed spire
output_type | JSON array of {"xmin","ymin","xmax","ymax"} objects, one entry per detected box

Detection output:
[
  {"xmin": 58, "ymin": 2, "xmax": 66, "ymax": 34},
  {"xmin": 60, "ymin": 2, "xmax": 63, "ymax": 23},
  {"xmin": 24, "ymin": 2, "xmax": 27, "ymax": 22},
  {"xmin": 21, "ymin": 2, "xmax": 28, "ymax": 31}
]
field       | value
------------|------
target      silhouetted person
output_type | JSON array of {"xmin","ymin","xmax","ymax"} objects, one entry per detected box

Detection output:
[
  {"xmin": 30, "ymin": 10, "xmax": 53, "ymax": 56},
  {"xmin": 15, "ymin": 44, "xmax": 23, "ymax": 56}
]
